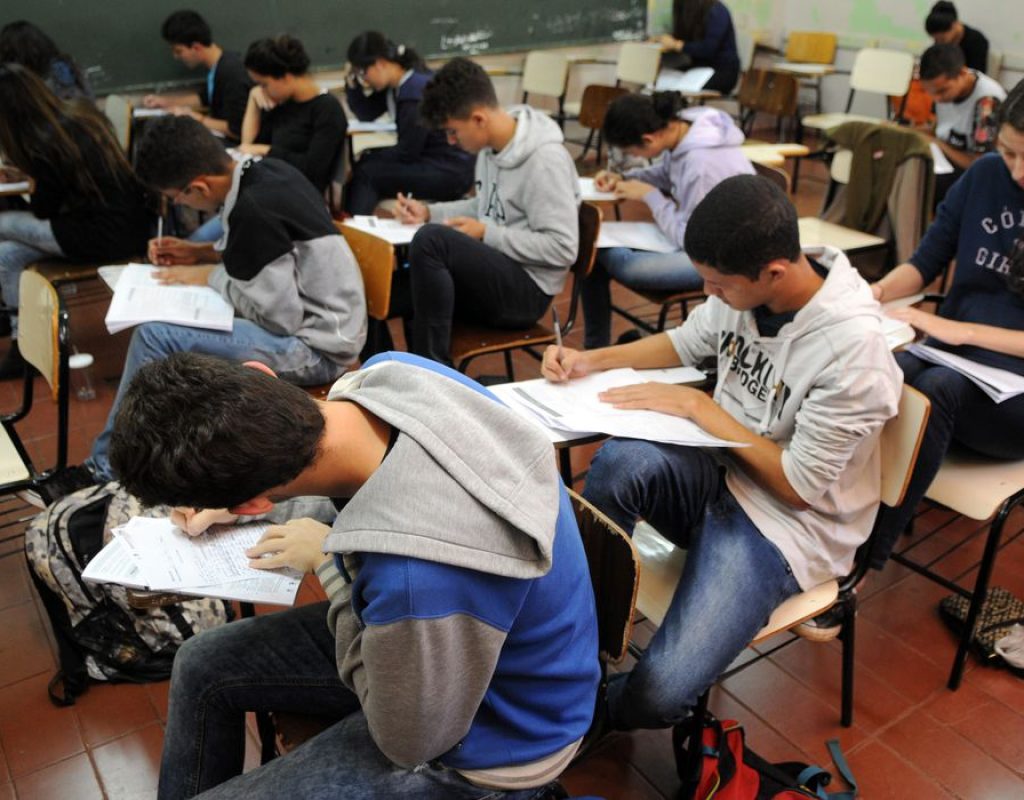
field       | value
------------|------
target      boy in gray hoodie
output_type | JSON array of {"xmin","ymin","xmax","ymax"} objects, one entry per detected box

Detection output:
[
  {"xmin": 395, "ymin": 57, "xmax": 580, "ymax": 365},
  {"xmin": 543, "ymin": 175, "xmax": 903, "ymax": 731},
  {"xmin": 88, "ymin": 116, "xmax": 366, "ymax": 480}
]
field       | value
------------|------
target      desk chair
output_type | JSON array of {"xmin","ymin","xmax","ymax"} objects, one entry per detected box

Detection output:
[
  {"xmin": 615, "ymin": 42, "xmax": 662, "ymax": 88},
  {"xmin": 450, "ymin": 202, "xmax": 601, "ymax": 380},
  {"xmin": 737, "ymin": 68, "xmax": 801, "ymax": 140},
  {"xmin": 569, "ymin": 84, "xmax": 628, "ymax": 163},
  {"xmin": 103, "ymin": 94, "xmax": 133, "ymax": 154},
  {"xmin": 631, "ymin": 384, "xmax": 929, "ymax": 790},
  {"xmin": 0, "ymin": 271, "xmax": 71, "ymax": 527},
  {"xmin": 521, "ymin": 51, "xmax": 571, "ymax": 128},
  {"xmin": 800, "ymin": 48, "xmax": 914, "ymax": 137},
  {"xmin": 780, "ymin": 31, "xmax": 837, "ymax": 116}
]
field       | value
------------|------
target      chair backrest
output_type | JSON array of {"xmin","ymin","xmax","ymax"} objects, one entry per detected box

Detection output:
[
  {"xmin": 568, "ymin": 488, "xmax": 640, "ymax": 664},
  {"xmin": 577, "ymin": 84, "xmax": 628, "ymax": 131},
  {"xmin": 784, "ymin": 31, "xmax": 837, "ymax": 64},
  {"xmin": 336, "ymin": 222, "xmax": 394, "ymax": 321},
  {"xmin": 879, "ymin": 385, "xmax": 930, "ymax": 508},
  {"xmin": 18, "ymin": 270, "xmax": 65, "ymax": 398},
  {"xmin": 736, "ymin": 30, "xmax": 757, "ymax": 73},
  {"xmin": 616, "ymin": 41, "xmax": 662, "ymax": 86},
  {"xmin": 988, "ymin": 50, "xmax": 1004, "ymax": 81},
  {"xmin": 849, "ymin": 48, "xmax": 914, "ymax": 97},
  {"xmin": 752, "ymin": 161, "xmax": 791, "ymax": 194},
  {"xmin": 103, "ymin": 94, "xmax": 132, "ymax": 153},
  {"xmin": 560, "ymin": 201, "xmax": 602, "ymax": 336},
  {"xmin": 521, "ymin": 51, "xmax": 570, "ymax": 99},
  {"xmin": 738, "ymin": 69, "xmax": 799, "ymax": 117}
]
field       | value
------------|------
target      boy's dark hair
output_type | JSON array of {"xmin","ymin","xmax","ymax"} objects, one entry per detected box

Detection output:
[
  {"xmin": 998, "ymin": 76, "xmax": 1024, "ymax": 132},
  {"xmin": 244, "ymin": 35, "xmax": 310, "ymax": 78},
  {"xmin": 109, "ymin": 353, "xmax": 325, "ymax": 509},
  {"xmin": 684, "ymin": 175, "xmax": 801, "ymax": 280},
  {"xmin": 161, "ymin": 10, "xmax": 212, "ymax": 47},
  {"xmin": 920, "ymin": 43, "xmax": 965, "ymax": 80},
  {"xmin": 603, "ymin": 91, "xmax": 688, "ymax": 148},
  {"xmin": 135, "ymin": 116, "xmax": 232, "ymax": 190},
  {"xmin": 420, "ymin": 57, "xmax": 498, "ymax": 128},
  {"xmin": 925, "ymin": 1, "xmax": 957, "ymax": 35}
]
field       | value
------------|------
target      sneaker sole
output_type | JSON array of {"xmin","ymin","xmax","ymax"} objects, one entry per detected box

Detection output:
[{"xmin": 794, "ymin": 622, "xmax": 842, "ymax": 643}]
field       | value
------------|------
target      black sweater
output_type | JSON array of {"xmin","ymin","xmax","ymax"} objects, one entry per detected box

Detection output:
[
  {"xmin": 255, "ymin": 93, "xmax": 347, "ymax": 193},
  {"xmin": 199, "ymin": 51, "xmax": 252, "ymax": 139}
]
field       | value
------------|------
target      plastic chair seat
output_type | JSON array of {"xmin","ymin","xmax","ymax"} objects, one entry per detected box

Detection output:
[
  {"xmin": 801, "ymin": 112, "xmax": 884, "ymax": 131},
  {"xmin": 926, "ymin": 445, "xmax": 1024, "ymax": 521},
  {"xmin": 797, "ymin": 217, "xmax": 887, "ymax": 253},
  {"xmin": 0, "ymin": 427, "xmax": 32, "ymax": 485}
]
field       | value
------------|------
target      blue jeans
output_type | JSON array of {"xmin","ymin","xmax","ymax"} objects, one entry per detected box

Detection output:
[
  {"xmin": 88, "ymin": 319, "xmax": 347, "ymax": 480},
  {"xmin": 872, "ymin": 351, "xmax": 1024, "ymax": 568},
  {"xmin": 161, "ymin": 602, "xmax": 553, "ymax": 800},
  {"xmin": 583, "ymin": 440, "xmax": 800, "ymax": 730},
  {"xmin": 582, "ymin": 247, "xmax": 701, "ymax": 349},
  {"xmin": 0, "ymin": 211, "xmax": 65, "ymax": 336}
]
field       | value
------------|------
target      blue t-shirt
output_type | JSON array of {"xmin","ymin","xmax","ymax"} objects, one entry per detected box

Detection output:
[{"xmin": 910, "ymin": 153, "xmax": 1024, "ymax": 374}]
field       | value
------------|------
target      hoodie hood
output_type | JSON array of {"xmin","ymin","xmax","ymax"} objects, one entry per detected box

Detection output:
[
  {"xmin": 321, "ymin": 358, "xmax": 561, "ymax": 579},
  {"xmin": 678, "ymin": 107, "xmax": 746, "ymax": 152},
  {"xmin": 491, "ymin": 104, "xmax": 566, "ymax": 169}
]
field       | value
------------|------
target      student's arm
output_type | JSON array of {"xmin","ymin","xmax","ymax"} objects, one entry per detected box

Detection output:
[
  {"xmin": 217, "ymin": 73, "xmax": 254, "ymax": 140},
  {"xmin": 681, "ymin": 4, "xmax": 732, "ymax": 60},
  {"xmin": 241, "ymin": 87, "xmax": 265, "ymax": 145},
  {"xmin": 871, "ymin": 262, "xmax": 925, "ymax": 303},
  {"xmin": 337, "ymin": 573, "xmax": 509, "ymax": 767},
  {"xmin": 393, "ymin": 96, "xmax": 432, "ymax": 163},
  {"xmin": 887, "ymin": 307, "xmax": 1024, "ymax": 358},
  {"xmin": 26, "ymin": 160, "xmax": 64, "ymax": 219},
  {"xmin": 425, "ymin": 196, "xmax": 479, "ymax": 222},
  {"xmin": 267, "ymin": 98, "xmax": 347, "ymax": 192},
  {"xmin": 143, "ymin": 91, "xmax": 202, "ymax": 110},
  {"xmin": 345, "ymin": 84, "xmax": 388, "ymax": 121},
  {"xmin": 208, "ymin": 252, "xmax": 305, "ymax": 334},
  {"xmin": 643, "ymin": 167, "xmax": 720, "ymax": 249},
  {"xmin": 622, "ymin": 159, "xmax": 672, "ymax": 192},
  {"xmin": 931, "ymin": 136, "xmax": 982, "ymax": 172},
  {"xmin": 482, "ymin": 147, "xmax": 579, "ymax": 267}
]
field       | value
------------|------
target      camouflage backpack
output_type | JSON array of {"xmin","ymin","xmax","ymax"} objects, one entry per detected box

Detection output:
[{"xmin": 24, "ymin": 482, "xmax": 231, "ymax": 706}]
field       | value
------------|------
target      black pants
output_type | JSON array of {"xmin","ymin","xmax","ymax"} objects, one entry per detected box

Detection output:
[
  {"xmin": 407, "ymin": 224, "xmax": 554, "ymax": 366},
  {"xmin": 344, "ymin": 148, "xmax": 473, "ymax": 215}
]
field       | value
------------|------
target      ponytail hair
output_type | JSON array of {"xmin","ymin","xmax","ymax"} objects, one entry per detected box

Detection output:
[
  {"xmin": 244, "ymin": 35, "xmax": 311, "ymax": 78},
  {"xmin": 347, "ymin": 31, "xmax": 424, "ymax": 72},
  {"xmin": 925, "ymin": 1, "xmax": 958, "ymax": 35},
  {"xmin": 602, "ymin": 91, "xmax": 688, "ymax": 148}
]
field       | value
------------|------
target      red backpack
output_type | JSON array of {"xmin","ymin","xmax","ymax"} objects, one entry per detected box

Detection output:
[{"xmin": 674, "ymin": 717, "xmax": 857, "ymax": 800}]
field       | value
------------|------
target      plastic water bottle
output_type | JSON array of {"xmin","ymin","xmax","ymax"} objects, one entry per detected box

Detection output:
[{"xmin": 69, "ymin": 351, "xmax": 96, "ymax": 401}]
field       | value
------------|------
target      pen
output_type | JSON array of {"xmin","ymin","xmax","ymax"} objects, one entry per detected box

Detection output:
[
  {"xmin": 157, "ymin": 215, "xmax": 163, "ymax": 246},
  {"xmin": 552, "ymin": 307, "xmax": 563, "ymax": 364}
]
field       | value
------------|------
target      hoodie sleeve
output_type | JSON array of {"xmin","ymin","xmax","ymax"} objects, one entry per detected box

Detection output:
[
  {"xmin": 908, "ymin": 163, "xmax": 969, "ymax": 286},
  {"xmin": 208, "ymin": 251, "xmax": 304, "ymax": 335},
  {"xmin": 781, "ymin": 332, "xmax": 899, "ymax": 506},
  {"xmin": 666, "ymin": 298, "xmax": 721, "ymax": 365},
  {"xmin": 482, "ymin": 144, "xmax": 580, "ymax": 268},
  {"xmin": 624, "ymin": 159, "xmax": 673, "ymax": 193},
  {"xmin": 427, "ymin": 196, "xmax": 480, "ymax": 222}
]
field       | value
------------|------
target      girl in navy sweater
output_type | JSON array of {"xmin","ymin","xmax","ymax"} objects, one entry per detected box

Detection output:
[
  {"xmin": 656, "ymin": 0, "xmax": 741, "ymax": 94},
  {"xmin": 344, "ymin": 32, "xmax": 474, "ymax": 215},
  {"xmin": 871, "ymin": 79, "xmax": 1024, "ymax": 566}
]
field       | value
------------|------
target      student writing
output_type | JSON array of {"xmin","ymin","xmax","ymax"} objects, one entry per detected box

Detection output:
[
  {"xmin": 143, "ymin": 10, "xmax": 253, "ymax": 141},
  {"xmin": 343, "ymin": 31, "xmax": 474, "ymax": 215},
  {"xmin": 583, "ymin": 91, "xmax": 753, "ymax": 349},
  {"xmin": 395, "ymin": 58, "xmax": 579, "ymax": 366},
  {"xmin": 86, "ymin": 116, "xmax": 366, "ymax": 480}
]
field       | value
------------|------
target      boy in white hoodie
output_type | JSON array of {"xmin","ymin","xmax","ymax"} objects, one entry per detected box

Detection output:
[
  {"xmin": 543, "ymin": 175, "xmax": 903, "ymax": 731},
  {"xmin": 396, "ymin": 58, "xmax": 580, "ymax": 366}
]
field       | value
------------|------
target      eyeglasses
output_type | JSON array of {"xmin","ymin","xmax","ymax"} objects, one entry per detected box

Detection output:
[{"xmin": 167, "ymin": 183, "xmax": 195, "ymax": 204}]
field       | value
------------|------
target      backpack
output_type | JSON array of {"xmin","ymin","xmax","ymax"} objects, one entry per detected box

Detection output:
[
  {"xmin": 674, "ymin": 716, "xmax": 857, "ymax": 800},
  {"xmin": 24, "ymin": 482, "xmax": 232, "ymax": 706}
]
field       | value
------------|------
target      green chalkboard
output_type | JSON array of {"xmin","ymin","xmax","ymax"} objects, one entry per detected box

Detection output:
[{"xmin": 4, "ymin": 0, "xmax": 647, "ymax": 94}]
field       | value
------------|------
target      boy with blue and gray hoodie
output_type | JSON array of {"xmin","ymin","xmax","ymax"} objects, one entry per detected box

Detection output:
[
  {"xmin": 585, "ymin": 95, "xmax": 754, "ymax": 348},
  {"xmin": 108, "ymin": 350, "xmax": 599, "ymax": 799},
  {"xmin": 544, "ymin": 176, "xmax": 902, "ymax": 732},
  {"xmin": 395, "ymin": 58, "xmax": 580, "ymax": 365}
]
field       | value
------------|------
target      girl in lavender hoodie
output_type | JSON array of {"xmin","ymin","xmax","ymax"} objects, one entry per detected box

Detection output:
[{"xmin": 582, "ymin": 92, "xmax": 754, "ymax": 348}]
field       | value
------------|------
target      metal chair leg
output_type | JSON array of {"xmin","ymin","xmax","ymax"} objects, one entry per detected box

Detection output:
[
  {"xmin": 503, "ymin": 350, "xmax": 515, "ymax": 382},
  {"xmin": 840, "ymin": 596, "xmax": 856, "ymax": 727}
]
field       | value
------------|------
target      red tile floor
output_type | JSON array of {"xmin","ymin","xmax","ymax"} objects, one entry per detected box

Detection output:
[{"xmin": 1, "ymin": 151, "xmax": 1023, "ymax": 799}]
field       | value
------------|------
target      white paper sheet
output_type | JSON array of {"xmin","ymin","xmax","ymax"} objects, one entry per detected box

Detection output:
[
  {"xmin": 597, "ymin": 221, "xmax": 679, "ymax": 253},
  {"xmin": 104, "ymin": 263, "xmax": 235, "ymax": 334},
  {"xmin": 132, "ymin": 107, "xmax": 169, "ymax": 119},
  {"xmin": 655, "ymin": 67, "xmax": 715, "ymax": 93},
  {"xmin": 81, "ymin": 535, "xmax": 148, "ymax": 589},
  {"xmin": 908, "ymin": 344, "xmax": 1024, "ymax": 403},
  {"xmin": 881, "ymin": 316, "xmax": 916, "ymax": 350},
  {"xmin": 579, "ymin": 177, "xmax": 618, "ymax": 203},
  {"xmin": 930, "ymin": 142, "xmax": 955, "ymax": 175},
  {"xmin": 492, "ymin": 368, "xmax": 742, "ymax": 448},
  {"xmin": 343, "ymin": 216, "xmax": 421, "ymax": 245},
  {"xmin": 348, "ymin": 120, "xmax": 398, "ymax": 133},
  {"xmin": 0, "ymin": 181, "xmax": 31, "ymax": 194}
]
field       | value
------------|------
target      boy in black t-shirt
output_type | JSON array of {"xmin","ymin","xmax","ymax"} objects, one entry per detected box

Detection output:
[
  {"xmin": 86, "ymin": 116, "xmax": 367, "ymax": 480},
  {"xmin": 142, "ymin": 10, "xmax": 253, "ymax": 140}
]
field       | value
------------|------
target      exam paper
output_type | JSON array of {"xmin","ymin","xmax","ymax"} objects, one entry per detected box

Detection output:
[
  {"xmin": 343, "ymin": 216, "xmax": 421, "ymax": 245},
  {"xmin": 492, "ymin": 368, "xmax": 742, "ymax": 448},
  {"xmin": 0, "ymin": 181, "xmax": 31, "ymax": 194},
  {"xmin": 132, "ymin": 107, "xmax": 169, "ymax": 119},
  {"xmin": 655, "ymin": 67, "xmax": 715, "ymax": 93},
  {"xmin": 597, "ymin": 222, "xmax": 678, "ymax": 253},
  {"xmin": 908, "ymin": 344, "xmax": 1024, "ymax": 403},
  {"xmin": 579, "ymin": 177, "xmax": 617, "ymax": 203},
  {"xmin": 104, "ymin": 263, "xmax": 235, "ymax": 334},
  {"xmin": 348, "ymin": 120, "xmax": 398, "ymax": 133},
  {"xmin": 930, "ymin": 143, "xmax": 955, "ymax": 176}
]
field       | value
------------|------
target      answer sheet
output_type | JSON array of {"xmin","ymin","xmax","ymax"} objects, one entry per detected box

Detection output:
[
  {"xmin": 104, "ymin": 263, "xmax": 235, "ymax": 334},
  {"xmin": 908, "ymin": 344, "xmax": 1024, "ymax": 403},
  {"xmin": 597, "ymin": 222, "xmax": 678, "ymax": 253},
  {"xmin": 343, "ymin": 216, "xmax": 421, "ymax": 245}
]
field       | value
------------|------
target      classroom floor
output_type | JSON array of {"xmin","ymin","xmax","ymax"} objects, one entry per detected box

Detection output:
[{"xmin": 1, "ymin": 136, "xmax": 1023, "ymax": 800}]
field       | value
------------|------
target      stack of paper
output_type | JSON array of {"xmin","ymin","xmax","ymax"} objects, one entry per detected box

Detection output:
[
  {"xmin": 490, "ymin": 367, "xmax": 743, "ymax": 448},
  {"xmin": 597, "ymin": 221, "xmax": 678, "ymax": 253},
  {"xmin": 82, "ymin": 517, "xmax": 302, "ymax": 605},
  {"xmin": 655, "ymin": 67, "xmax": 715, "ymax": 93},
  {"xmin": 908, "ymin": 343, "xmax": 1024, "ymax": 403},
  {"xmin": 348, "ymin": 119, "xmax": 398, "ymax": 134},
  {"xmin": 104, "ymin": 263, "xmax": 234, "ymax": 334},
  {"xmin": 343, "ymin": 216, "xmax": 421, "ymax": 245}
]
